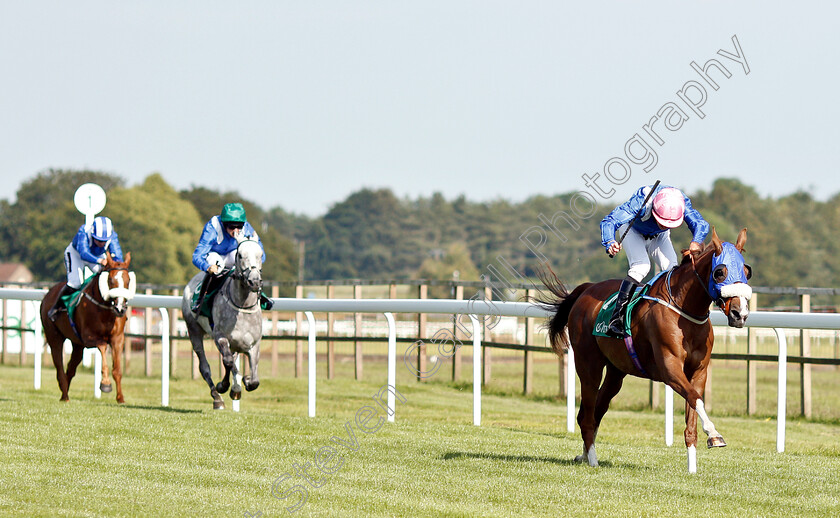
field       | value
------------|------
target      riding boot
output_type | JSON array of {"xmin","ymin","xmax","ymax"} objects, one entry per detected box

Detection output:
[
  {"xmin": 48, "ymin": 285, "xmax": 77, "ymax": 321},
  {"xmin": 260, "ymin": 293, "xmax": 274, "ymax": 311},
  {"xmin": 191, "ymin": 273, "xmax": 212, "ymax": 314},
  {"xmin": 607, "ymin": 276, "xmax": 637, "ymax": 338}
]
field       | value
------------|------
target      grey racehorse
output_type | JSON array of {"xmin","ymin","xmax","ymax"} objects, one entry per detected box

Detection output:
[{"xmin": 182, "ymin": 236, "xmax": 264, "ymax": 409}]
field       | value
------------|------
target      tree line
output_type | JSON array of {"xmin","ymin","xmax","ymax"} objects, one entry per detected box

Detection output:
[{"xmin": 1, "ymin": 170, "xmax": 837, "ymax": 300}]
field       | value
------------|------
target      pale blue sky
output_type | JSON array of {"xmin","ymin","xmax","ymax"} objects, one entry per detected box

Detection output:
[{"xmin": 1, "ymin": 2, "xmax": 837, "ymax": 216}]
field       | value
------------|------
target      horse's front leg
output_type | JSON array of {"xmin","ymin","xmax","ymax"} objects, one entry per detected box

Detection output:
[
  {"xmin": 214, "ymin": 335, "xmax": 235, "ymax": 395},
  {"xmin": 230, "ymin": 352, "xmax": 242, "ymax": 401},
  {"xmin": 97, "ymin": 344, "xmax": 113, "ymax": 395},
  {"xmin": 688, "ymin": 367, "xmax": 725, "ymax": 449},
  {"xmin": 243, "ymin": 342, "xmax": 260, "ymax": 392},
  {"xmin": 110, "ymin": 332, "xmax": 125, "ymax": 404}
]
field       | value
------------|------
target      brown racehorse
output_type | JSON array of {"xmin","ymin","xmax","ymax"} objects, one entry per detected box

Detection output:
[
  {"xmin": 538, "ymin": 228, "xmax": 752, "ymax": 472},
  {"xmin": 39, "ymin": 252, "xmax": 136, "ymax": 403}
]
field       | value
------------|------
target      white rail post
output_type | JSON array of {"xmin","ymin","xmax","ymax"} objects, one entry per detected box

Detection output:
[
  {"xmin": 159, "ymin": 308, "xmax": 170, "ymax": 407},
  {"xmin": 665, "ymin": 385, "xmax": 674, "ymax": 446},
  {"xmin": 306, "ymin": 311, "xmax": 316, "ymax": 417},
  {"xmin": 34, "ymin": 323, "xmax": 43, "ymax": 390},
  {"xmin": 775, "ymin": 328, "xmax": 787, "ymax": 453},
  {"xmin": 471, "ymin": 315, "xmax": 481, "ymax": 426},
  {"xmin": 94, "ymin": 348, "xmax": 102, "ymax": 398},
  {"xmin": 566, "ymin": 345, "xmax": 575, "ymax": 433},
  {"xmin": 384, "ymin": 312, "xmax": 397, "ymax": 423},
  {"xmin": 232, "ymin": 354, "xmax": 241, "ymax": 412}
]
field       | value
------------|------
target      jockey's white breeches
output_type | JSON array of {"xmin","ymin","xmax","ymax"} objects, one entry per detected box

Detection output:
[
  {"xmin": 619, "ymin": 224, "xmax": 678, "ymax": 283},
  {"xmin": 64, "ymin": 244, "xmax": 102, "ymax": 289}
]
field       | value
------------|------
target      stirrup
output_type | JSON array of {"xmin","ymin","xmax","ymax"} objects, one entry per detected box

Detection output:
[
  {"xmin": 606, "ymin": 320, "xmax": 627, "ymax": 338},
  {"xmin": 47, "ymin": 305, "xmax": 65, "ymax": 322}
]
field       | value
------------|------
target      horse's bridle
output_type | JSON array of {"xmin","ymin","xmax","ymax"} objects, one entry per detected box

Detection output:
[
  {"xmin": 218, "ymin": 240, "xmax": 262, "ymax": 312},
  {"xmin": 232, "ymin": 240, "xmax": 263, "ymax": 289},
  {"xmin": 84, "ymin": 267, "xmax": 131, "ymax": 315}
]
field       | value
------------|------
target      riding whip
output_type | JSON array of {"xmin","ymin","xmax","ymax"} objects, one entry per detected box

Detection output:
[{"xmin": 608, "ymin": 179, "xmax": 661, "ymax": 258}]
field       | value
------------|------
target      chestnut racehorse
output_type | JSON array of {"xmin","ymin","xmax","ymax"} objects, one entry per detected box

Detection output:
[
  {"xmin": 39, "ymin": 252, "xmax": 136, "ymax": 403},
  {"xmin": 538, "ymin": 229, "xmax": 752, "ymax": 472}
]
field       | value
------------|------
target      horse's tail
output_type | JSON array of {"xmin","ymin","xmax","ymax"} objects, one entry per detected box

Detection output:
[{"xmin": 533, "ymin": 265, "xmax": 588, "ymax": 357}]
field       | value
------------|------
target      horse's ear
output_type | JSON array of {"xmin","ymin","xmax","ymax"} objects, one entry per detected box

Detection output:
[
  {"xmin": 711, "ymin": 227, "xmax": 723, "ymax": 255},
  {"xmin": 124, "ymin": 252, "xmax": 131, "ymax": 266},
  {"xmin": 735, "ymin": 228, "xmax": 748, "ymax": 252}
]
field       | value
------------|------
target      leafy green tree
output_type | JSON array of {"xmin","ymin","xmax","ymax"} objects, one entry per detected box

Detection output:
[
  {"xmin": 0, "ymin": 169, "xmax": 126, "ymax": 281},
  {"xmin": 107, "ymin": 174, "xmax": 202, "ymax": 285}
]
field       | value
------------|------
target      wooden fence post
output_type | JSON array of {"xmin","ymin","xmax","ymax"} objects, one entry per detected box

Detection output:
[
  {"xmin": 327, "ymin": 283, "xmax": 335, "ymax": 380},
  {"xmin": 524, "ymin": 288, "xmax": 535, "ymax": 394},
  {"xmin": 295, "ymin": 284, "xmax": 303, "ymax": 378},
  {"xmin": 747, "ymin": 292, "xmax": 758, "ymax": 414},
  {"xmin": 800, "ymin": 293, "xmax": 812, "ymax": 418},
  {"xmin": 271, "ymin": 285, "xmax": 279, "ymax": 377},
  {"xmin": 452, "ymin": 285, "xmax": 464, "ymax": 381},
  {"xmin": 416, "ymin": 284, "xmax": 427, "ymax": 382},
  {"xmin": 354, "ymin": 283, "xmax": 363, "ymax": 380},
  {"xmin": 145, "ymin": 288, "xmax": 153, "ymax": 377}
]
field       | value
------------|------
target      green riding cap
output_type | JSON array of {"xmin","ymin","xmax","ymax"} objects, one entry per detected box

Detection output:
[{"xmin": 220, "ymin": 203, "xmax": 247, "ymax": 223}]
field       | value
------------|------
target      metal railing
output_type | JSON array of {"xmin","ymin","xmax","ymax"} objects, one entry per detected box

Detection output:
[{"xmin": 2, "ymin": 287, "xmax": 839, "ymax": 455}]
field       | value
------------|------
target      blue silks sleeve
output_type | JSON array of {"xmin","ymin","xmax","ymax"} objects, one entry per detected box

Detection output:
[{"xmin": 600, "ymin": 186, "xmax": 648, "ymax": 249}]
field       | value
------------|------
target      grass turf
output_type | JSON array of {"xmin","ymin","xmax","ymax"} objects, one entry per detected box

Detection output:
[{"xmin": 1, "ymin": 359, "xmax": 839, "ymax": 517}]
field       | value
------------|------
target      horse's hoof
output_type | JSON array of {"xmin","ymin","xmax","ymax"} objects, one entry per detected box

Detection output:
[
  {"xmin": 707, "ymin": 435, "xmax": 727, "ymax": 448},
  {"xmin": 231, "ymin": 390, "xmax": 242, "ymax": 401},
  {"xmin": 213, "ymin": 400, "xmax": 225, "ymax": 410},
  {"xmin": 117, "ymin": 397, "xmax": 125, "ymax": 404},
  {"xmin": 574, "ymin": 454, "xmax": 586, "ymax": 463},
  {"xmin": 245, "ymin": 380, "xmax": 260, "ymax": 392},
  {"xmin": 60, "ymin": 397, "xmax": 70, "ymax": 403},
  {"xmin": 100, "ymin": 383, "xmax": 113, "ymax": 393}
]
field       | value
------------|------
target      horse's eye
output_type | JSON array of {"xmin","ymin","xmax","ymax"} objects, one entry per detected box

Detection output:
[
  {"xmin": 714, "ymin": 266, "xmax": 728, "ymax": 283},
  {"xmin": 744, "ymin": 264, "xmax": 752, "ymax": 280}
]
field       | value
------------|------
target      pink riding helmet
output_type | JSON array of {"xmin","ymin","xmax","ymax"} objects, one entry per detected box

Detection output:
[{"xmin": 651, "ymin": 187, "xmax": 685, "ymax": 228}]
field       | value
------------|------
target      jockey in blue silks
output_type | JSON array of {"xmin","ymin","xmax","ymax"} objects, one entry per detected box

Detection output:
[
  {"xmin": 47, "ymin": 216, "xmax": 124, "ymax": 320},
  {"xmin": 191, "ymin": 202, "xmax": 272, "ymax": 312},
  {"xmin": 600, "ymin": 184, "xmax": 709, "ymax": 337}
]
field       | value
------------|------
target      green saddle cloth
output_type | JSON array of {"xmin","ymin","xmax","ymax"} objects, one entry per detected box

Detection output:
[
  {"xmin": 191, "ymin": 270, "xmax": 235, "ymax": 318},
  {"xmin": 64, "ymin": 276, "xmax": 94, "ymax": 323},
  {"xmin": 593, "ymin": 284, "xmax": 650, "ymax": 337}
]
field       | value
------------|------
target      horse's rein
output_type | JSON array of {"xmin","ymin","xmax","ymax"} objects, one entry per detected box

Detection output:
[
  {"xmin": 642, "ymin": 257, "xmax": 711, "ymax": 325},
  {"xmin": 221, "ymin": 280, "xmax": 260, "ymax": 312}
]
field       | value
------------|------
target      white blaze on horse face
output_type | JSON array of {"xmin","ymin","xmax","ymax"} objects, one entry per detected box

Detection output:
[
  {"xmin": 98, "ymin": 272, "xmax": 111, "ymax": 300},
  {"xmin": 738, "ymin": 296, "xmax": 749, "ymax": 318}
]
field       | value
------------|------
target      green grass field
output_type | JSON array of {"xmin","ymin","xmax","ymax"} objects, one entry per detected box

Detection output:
[{"xmin": 2, "ymin": 354, "xmax": 840, "ymax": 517}]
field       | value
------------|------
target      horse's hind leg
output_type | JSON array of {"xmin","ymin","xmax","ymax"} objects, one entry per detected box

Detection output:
[
  {"xmin": 574, "ymin": 346, "xmax": 606, "ymax": 467},
  {"xmin": 187, "ymin": 320, "xmax": 224, "ymax": 409},
  {"xmin": 64, "ymin": 345, "xmax": 85, "ymax": 400},
  {"xmin": 243, "ymin": 343, "xmax": 260, "ymax": 392},
  {"xmin": 47, "ymin": 331, "xmax": 70, "ymax": 401},
  {"xmin": 593, "ymin": 364, "xmax": 627, "ymax": 439}
]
